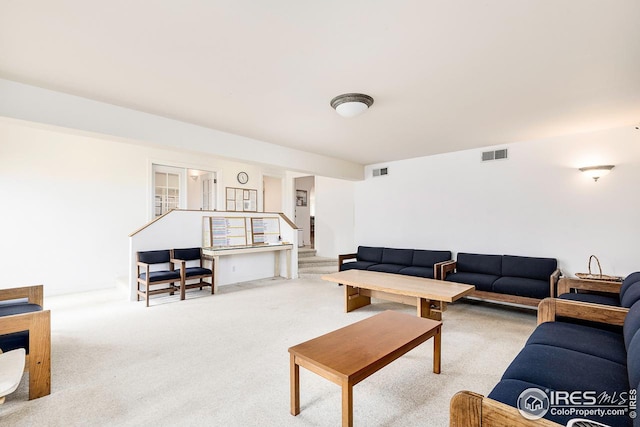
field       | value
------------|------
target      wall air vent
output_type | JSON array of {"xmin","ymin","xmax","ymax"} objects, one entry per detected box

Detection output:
[
  {"xmin": 372, "ymin": 167, "xmax": 388, "ymax": 177},
  {"xmin": 482, "ymin": 148, "xmax": 508, "ymax": 162}
]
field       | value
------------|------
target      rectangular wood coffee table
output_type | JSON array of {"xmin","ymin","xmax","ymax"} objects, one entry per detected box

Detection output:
[
  {"xmin": 321, "ymin": 270, "xmax": 475, "ymax": 321},
  {"xmin": 289, "ymin": 310, "xmax": 442, "ymax": 427}
]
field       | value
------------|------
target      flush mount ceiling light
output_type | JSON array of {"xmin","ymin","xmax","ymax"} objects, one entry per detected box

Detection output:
[
  {"xmin": 330, "ymin": 93, "xmax": 374, "ymax": 118},
  {"xmin": 579, "ymin": 165, "xmax": 615, "ymax": 182}
]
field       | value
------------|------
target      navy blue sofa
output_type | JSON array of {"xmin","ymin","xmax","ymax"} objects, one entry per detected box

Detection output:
[
  {"xmin": 441, "ymin": 252, "xmax": 561, "ymax": 307},
  {"xmin": 451, "ymin": 296, "xmax": 640, "ymax": 427},
  {"xmin": 558, "ymin": 272, "xmax": 640, "ymax": 308},
  {"xmin": 339, "ymin": 246, "xmax": 452, "ymax": 279}
]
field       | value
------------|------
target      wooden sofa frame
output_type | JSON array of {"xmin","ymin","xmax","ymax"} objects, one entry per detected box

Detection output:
[
  {"xmin": 0, "ymin": 285, "xmax": 51, "ymax": 400},
  {"xmin": 449, "ymin": 298, "xmax": 628, "ymax": 427},
  {"xmin": 438, "ymin": 261, "xmax": 561, "ymax": 307}
]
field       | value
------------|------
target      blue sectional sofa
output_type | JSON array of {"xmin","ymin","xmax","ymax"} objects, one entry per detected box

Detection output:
[
  {"xmin": 451, "ymin": 287, "xmax": 640, "ymax": 427},
  {"xmin": 339, "ymin": 246, "xmax": 452, "ymax": 279},
  {"xmin": 440, "ymin": 252, "xmax": 561, "ymax": 307}
]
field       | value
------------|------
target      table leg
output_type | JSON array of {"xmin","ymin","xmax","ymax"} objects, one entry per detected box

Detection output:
[
  {"xmin": 290, "ymin": 354, "xmax": 300, "ymax": 416},
  {"xmin": 345, "ymin": 285, "xmax": 371, "ymax": 312},
  {"xmin": 417, "ymin": 298, "xmax": 442, "ymax": 321},
  {"xmin": 286, "ymin": 248, "xmax": 291, "ymax": 278},
  {"xmin": 342, "ymin": 380, "xmax": 353, "ymax": 427},
  {"xmin": 433, "ymin": 325, "xmax": 441, "ymax": 374},
  {"xmin": 275, "ymin": 251, "xmax": 281, "ymax": 277},
  {"xmin": 212, "ymin": 256, "xmax": 219, "ymax": 292}
]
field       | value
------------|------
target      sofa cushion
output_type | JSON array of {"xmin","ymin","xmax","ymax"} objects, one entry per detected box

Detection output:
[
  {"xmin": 340, "ymin": 261, "xmax": 377, "ymax": 272},
  {"xmin": 558, "ymin": 292, "xmax": 621, "ymax": 306},
  {"xmin": 412, "ymin": 250, "xmax": 451, "ymax": 268},
  {"xmin": 621, "ymin": 272, "xmax": 640, "ymax": 297},
  {"xmin": 626, "ymin": 330, "xmax": 640, "ymax": 389},
  {"xmin": 398, "ymin": 266, "xmax": 435, "ymax": 279},
  {"xmin": 456, "ymin": 252, "xmax": 502, "ymax": 276},
  {"xmin": 501, "ymin": 344, "xmax": 629, "ymax": 394},
  {"xmin": 526, "ymin": 321, "xmax": 627, "ymax": 365},
  {"xmin": 489, "ymin": 378, "xmax": 630, "ymax": 427},
  {"xmin": 501, "ymin": 255, "xmax": 557, "ymax": 281},
  {"xmin": 381, "ymin": 248, "xmax": 414, "ymax": 266},
  {"xmin": 621, "ymin": 281, "xmax": 640, "ymax": 308},
  {"xmin": 492, "ymin": 277, "xmax": 549, "ymax": 299},
  {"xmin": 445, "ymin": 272, "xmax": 498, "ymax": 292},
  {"xmin": 0, "ymin": 302, "xmax": 42, "ymax": 317},
  {"xmin": 368, "ymin": 264, "xmax": 406, "ymax": 274},
  {"xmin": 138, "ymin": 250, "xmax": 171, "ymax": 264},
  {"xmin": 357, "ymin": 246, "xmax": 383, "ymax": 263},
  {"xmin": 624, "ymin": 301, "xmax": 640, "ymax": 350}
]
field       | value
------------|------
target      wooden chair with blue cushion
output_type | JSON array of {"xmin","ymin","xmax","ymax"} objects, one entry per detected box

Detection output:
[
  {"xmin": 171, "ymin": 248, "xmax": 214, "ymax": 300},
  {"xmin": 558, "ymin": 272, "xmax": 640, "ymax": 308},
  {"xmin": 136, "ymin": 250, "xmax": 182, "ymax": 307},
  {"xmin": 0, "ymin": 284, "xmax": 51, "ymax": 400}
]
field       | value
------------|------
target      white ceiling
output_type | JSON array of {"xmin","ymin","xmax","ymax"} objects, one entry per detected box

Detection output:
[{"xmin": 1, "ymin": 1, "xmax": 639, "ymax": 165}]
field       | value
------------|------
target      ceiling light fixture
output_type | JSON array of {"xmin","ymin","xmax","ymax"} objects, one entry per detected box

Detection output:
[
  {"xmin": 579, "ymin": 165, "xmax": 615, "ymax": 182},
  {"xmin": 330, "ymin": 93, "xmax": 374, "ymax": 118}
]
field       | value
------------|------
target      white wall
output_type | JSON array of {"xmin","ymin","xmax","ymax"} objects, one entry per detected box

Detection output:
[
  {"xmin": 355, "ymin": 126, "xmax": 640, "ymax": 277},
  {"xmin": 0, "ymin": 119, "xmax": 303, "ymax": 295},
  {"xmin": 314, "ymin": 176, "xmax": 356, "ymax": 258},
  {"xmin": 263, "ymin": 175, "xmax": 283, "ymax": 213}
]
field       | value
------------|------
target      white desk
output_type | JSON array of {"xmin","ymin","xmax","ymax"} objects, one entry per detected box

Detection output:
[{"xmin": 203, "ymin": 244, "xmax": 293, "ymax": 288}]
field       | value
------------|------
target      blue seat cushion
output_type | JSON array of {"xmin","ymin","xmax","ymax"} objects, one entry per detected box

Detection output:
[
  {"xmin": 184, "ymin": 267, "xmax": 212, "ymax": 277},
  {"xmin": 398, "ymin": 266, "xmax": 435, "ymax": 279},
  {"xmin": 412, "ymin": 250, "xmax": 451, "ymax": 268},
  {"xmin": 526, "ymin": 321, "xmax": 627, "ymax": 365},
  {"xmin": 456, "ymin": 252, "xmax": 502, "ymax": 276},
  {"xmin": 492, "ymin": 277, "xmax": 549, "ymax": 299},
  {"xmin": 0, "ymin": 303, "xmax": 41, "ymax": 354},
  {"xmin": 340, "ymin": 261, "xmax": 377, "ymax": 271},
  {"xmin": 368, "ymin": 264, "xmax": 405, "ymax": 274},
  {"xmin": 445, "ymin": 272, "xmax": 498, "ymax": 292},
  {"xmin": 139, "ymin": 270, "xmax": 181, "ymax": 282},
  {"xmin": 501, "ymin": 344, "xmax": 629, "ymax": 394},
  {"xmin": 380, "ymin": 248, "xmax": 413, "ymax": 266},
  {"xmin": 138, "ymin": 250, "xmax": 171, "ymax": 264},
  {"xmin": 357, "ymin": 246, "xmax": 383, "ymax": 263},
  {"xmin": 501, "ymin": 255, "xmax": 557, "ymax": 280},
  {"xmin": 173, "ymin": 247, "xmax": 202, "ymax": 261},
  {"xmin": 626, "ymin": 331, "xmax": 640, "ymax": 387},
  {"xmin": 489, "ymin": 378, "xmax": 630, "ymax": 427},
  {"xmin": 558, "ymin": 292, "xmax": 621, "ymax": 306}
]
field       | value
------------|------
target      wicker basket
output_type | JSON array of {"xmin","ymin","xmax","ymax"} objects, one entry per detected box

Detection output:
[{"xmin": 575, "ymin": 255, "xmax": 624, "ymax": 282}]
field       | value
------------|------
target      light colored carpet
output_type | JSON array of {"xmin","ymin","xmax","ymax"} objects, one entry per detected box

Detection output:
[{"xmin": 1, "ymin": 277, "xmax": 537, "ymax": 426}]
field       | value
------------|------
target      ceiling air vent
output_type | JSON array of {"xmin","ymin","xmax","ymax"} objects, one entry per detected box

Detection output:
[
  {"xmin": 372, "ymin": 167, "xmax": 388, "ymax": 177},
  {"xmin": 482, "ymin": 148, "xmax": 508, "ymax": 162}
]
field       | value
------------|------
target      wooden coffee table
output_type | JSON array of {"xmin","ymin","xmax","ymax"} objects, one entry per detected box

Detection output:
[
  {"xmin": 289, "ymin": 310, "xmax": 442, "ymax": 427},
  {"xmin": 322, "ymin": 270, "xmax": 475, "ymax": 321}
]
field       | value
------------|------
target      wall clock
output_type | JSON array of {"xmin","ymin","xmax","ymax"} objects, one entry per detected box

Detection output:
[{"xmin": 237, "ymin": 171, "xmax": 249, "ymax": 184}]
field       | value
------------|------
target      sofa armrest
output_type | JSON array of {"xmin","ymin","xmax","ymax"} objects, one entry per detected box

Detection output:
[
  {"xmin": 549, "ymin": 269, "xmax": 561, "ymax": 297},
  {"xmin": 338, "ymin": 253, "xmax": 357, "ymax": 267},
  {"xmin": 450, "ymin": 391, "xmax": 561, "ymax": 427},
  {"xmin": 537, "ymin": 297, "xmax": 628, "ymax": 326},
  {"xmin": 439, "ymin": 260, "xmax": 457, "ymax": 280},
  {"xmin": 433, "ymin": 260, "xmax": 453, "ymax": 280},
  {"xmin": 557, "ymin": 277, "xmax": 622, "ymax": 296},
  {"xmin": 0, "ymin": 284, "xmax": 43, "ymax": 306}
]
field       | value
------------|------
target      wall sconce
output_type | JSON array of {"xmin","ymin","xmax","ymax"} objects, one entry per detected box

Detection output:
[
  {"xmin": 579, "ymin": 165, "xmax": 615, "ymax": 182},
  {"xmin": 190, "ymin": 175, "xmax": 198, "ymax": 181}
]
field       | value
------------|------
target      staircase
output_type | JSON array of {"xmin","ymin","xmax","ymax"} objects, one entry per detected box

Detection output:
[{"xmin": 298, "ymin": 247, "xmax": 338, "ymax": 277}]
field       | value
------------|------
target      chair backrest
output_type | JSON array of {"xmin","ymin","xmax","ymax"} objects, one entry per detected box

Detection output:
[
  {"xmin": 172, "ymin": 248, "xmax": 202, "ymax": 261},
  {"xmin": 137, "ymin": 250, "xmax": 171, "ymax": 264}
]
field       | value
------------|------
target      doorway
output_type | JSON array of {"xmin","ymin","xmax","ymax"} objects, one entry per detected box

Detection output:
[
  {"xmin": 153, "ymin": 165, "xmax": 184, "ymax": 217},
  {"xmin": 294, "ymin": 176, "xmax": 314, "ymax": 249}
]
